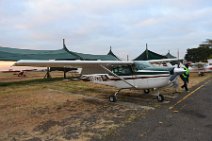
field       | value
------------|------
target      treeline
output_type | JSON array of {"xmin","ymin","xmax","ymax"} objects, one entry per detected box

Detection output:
[{"xmin": 185, "ymin": 39, "xmax": 212, "ymax": 62}]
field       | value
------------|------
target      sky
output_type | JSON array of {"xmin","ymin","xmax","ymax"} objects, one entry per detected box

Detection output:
[{"xmin": 0, "ymin": 0, "xmax": 212, "ymax": 60}]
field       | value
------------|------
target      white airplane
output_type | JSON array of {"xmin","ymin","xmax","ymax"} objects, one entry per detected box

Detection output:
[
  {"xmin": 14, "ymin": 59, "xmax": 185, "ymax": 102},
  {"xmin": 189, "ymin": 62, "xmax": 206, "ymax": 76},
  {"xmin": 189, "ymin": 62, "xmax": 212, "ymax": 76},
  {"xmin": 204, "ymin": 62, "xmax": 212, "ymax": 72}
]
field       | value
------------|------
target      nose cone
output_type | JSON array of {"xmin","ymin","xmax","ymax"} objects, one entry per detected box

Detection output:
[{"xmin": 174, "ymin": 68, "xmax": 186, "ymax": 74}]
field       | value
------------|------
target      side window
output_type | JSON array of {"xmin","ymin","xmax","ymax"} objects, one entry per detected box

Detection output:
[{"xmin": 112, "ymin": 66, "xmax": 132, "ymax": 75}]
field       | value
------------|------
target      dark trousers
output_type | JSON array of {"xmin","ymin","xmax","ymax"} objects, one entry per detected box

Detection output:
[
  {"xmin": 180, "ymin": 75, "xmax": 189, "ymax": 91},
  {"xmin": 181, "ymin": 80, "xmax": 188, "ymax": 91}
]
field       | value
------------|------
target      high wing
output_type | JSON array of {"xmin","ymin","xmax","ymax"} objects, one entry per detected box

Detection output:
[
  {"xmin": 14, "ymin": 59, "xmax": 182, "ymax": 74},
  {"xmin": 147, "ymin": 58, "xmax": 183, "ymax": 63},
  {"xmin": 14, "ymin": 60, "xmax": 134, "ymax": 74}
]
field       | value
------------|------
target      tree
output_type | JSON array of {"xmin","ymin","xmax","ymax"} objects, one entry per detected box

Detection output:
[{"xmin": 185, "ymin": 39, "xmax": 212, "ymax": 62}]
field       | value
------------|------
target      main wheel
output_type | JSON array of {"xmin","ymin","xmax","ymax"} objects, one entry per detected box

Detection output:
[
  {"xmin": 109, "ymin": 95, "xmax": 117, "ymax": 102},
  {"xmin": 157, "ymin": 94, "xmax": 164, "ymax": 102},
  {"xmin": 144, "ymin": 89, "xmax": 150, "ymax": 94}
]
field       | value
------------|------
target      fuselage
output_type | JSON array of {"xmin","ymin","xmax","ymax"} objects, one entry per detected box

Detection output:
[
  {"xmin": 89, "ymin": 73, "xmax": 170, "ymax": 89},
  {"xmin": 83, "ymin": 61, "xmax": 180, "ymax": 89}
]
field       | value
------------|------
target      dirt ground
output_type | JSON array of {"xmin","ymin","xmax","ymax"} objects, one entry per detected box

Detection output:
[{"xmin": 0, "ymin": 72, "xmax": 211, "ymax": 141}]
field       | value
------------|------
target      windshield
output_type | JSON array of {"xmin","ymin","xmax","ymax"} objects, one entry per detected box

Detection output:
[{"xmin": 133, "ymin": 61, "xmax": 153, "ymax": 71}]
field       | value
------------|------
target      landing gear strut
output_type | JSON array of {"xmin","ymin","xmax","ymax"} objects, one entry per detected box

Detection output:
[{"xmin": 109, "ymin": 88, "xmax": 165, "ymax": 102}]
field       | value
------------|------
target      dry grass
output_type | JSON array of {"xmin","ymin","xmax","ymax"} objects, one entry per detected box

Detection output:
[
  {"xmin": 0, "ymin": 72, "xmax": 211, "ymax": 141},
  {"xmin": 0, "ymin": 73, "xmax": 149, "ymax": 141}
]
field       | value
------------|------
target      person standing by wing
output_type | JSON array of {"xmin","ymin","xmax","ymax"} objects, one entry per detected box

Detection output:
[{"xmin": 180, "ymin": 64, "xmax": 190, "ymax": 92}]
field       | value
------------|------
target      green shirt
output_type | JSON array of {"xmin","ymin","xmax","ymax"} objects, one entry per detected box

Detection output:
[{"xmin": 182, "ymin": 66, "xmax": 190, "ymax": 78}]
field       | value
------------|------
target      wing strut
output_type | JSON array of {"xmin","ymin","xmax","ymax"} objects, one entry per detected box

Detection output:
[{"xmin": 100, "ymin": 65, "xmax": 137, "ymax": 88}]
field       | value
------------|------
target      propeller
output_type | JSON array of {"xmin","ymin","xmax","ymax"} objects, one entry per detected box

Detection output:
[{"xmin": 177, "ymin": 49, "xmax": 180, "ymax": 68}]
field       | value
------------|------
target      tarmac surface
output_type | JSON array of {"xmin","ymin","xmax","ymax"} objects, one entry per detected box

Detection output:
[{"xmin": 97, "ymin": 78, "xmax": 212, "ymax": 141}]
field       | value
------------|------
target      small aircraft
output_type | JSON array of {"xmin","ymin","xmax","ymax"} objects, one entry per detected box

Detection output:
[
  {"xmin": 189, "ymin": 62, "xmax": 212, "ymax": 76},
  {"xmin": 189, "ymin": 62, "xmax": 206, "ymax": 76},
  {"xmin": 204, "ymin": 62, "xmax": 212, "ymax": 72},
  {"xmin": 14, "ymin": 59, "xmax": 185, "ymax": 102}
]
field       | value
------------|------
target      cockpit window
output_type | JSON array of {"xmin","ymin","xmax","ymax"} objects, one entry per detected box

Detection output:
[{"xmin": 133, "ymin": 62, "xmax": 153, "ymax": 71}]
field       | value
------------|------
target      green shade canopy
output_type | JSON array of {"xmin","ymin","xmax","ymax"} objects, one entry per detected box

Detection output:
[
  {"xmin": 134, "ymin": 48, "xmax": 167, "ymax": 61},
  {"xmin": 0, "ymin": 40, "xmax": 119, "ymax": 61},
  {"xmin": 0, "ymin": 46, "xmax": 79, "ymax": 61},
  {"xmin": 63, "ymin": 43, "xmax": 119, "ymax": 61},
  {"xmin": 165, "ymin": 51, "xmax": 176, "ymax": 59}
]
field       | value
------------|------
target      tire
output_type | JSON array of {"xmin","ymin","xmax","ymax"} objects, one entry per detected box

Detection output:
[
  {"xmin": 144, "ymin": 89, "xmax": 150, "ymax": 94},
  {"xmin": 109, "ymin": 95, "xmax": 117, "ymax": 102},
  {"xmin": 157, "ymin": 94, "xmax": 164, "ymax": 102}
]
